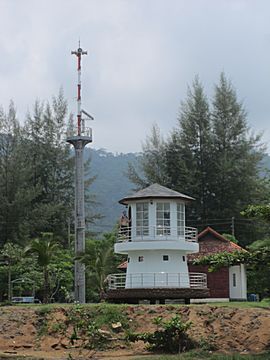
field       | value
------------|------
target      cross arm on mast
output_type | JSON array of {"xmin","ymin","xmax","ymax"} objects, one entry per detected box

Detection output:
[
  {"xmin": 71, "ymin": 47, "xmax": 88, "ymax": 56},
  {"xmin": 82, "ymin": 109, "xmax": 94, "ymax": 121}
]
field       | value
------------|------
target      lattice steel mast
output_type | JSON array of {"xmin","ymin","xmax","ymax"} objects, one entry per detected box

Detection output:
[{"xmin": 67, "ymin": 43, "xmax": 93, "ymax": 303}]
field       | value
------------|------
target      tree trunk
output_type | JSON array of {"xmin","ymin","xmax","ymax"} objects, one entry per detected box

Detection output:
[
  {"xmin": 8, "ymin": 262, "xmax": 11, "ymax": 302},
  {"xmin": 43, "ymin": 267, "xmax": 50, "ymax": 304}
]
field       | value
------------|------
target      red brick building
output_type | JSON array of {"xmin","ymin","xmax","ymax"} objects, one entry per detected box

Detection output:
[{"xmin": 188, "ymin": 227, "xmax": 247, "ymax": 301}]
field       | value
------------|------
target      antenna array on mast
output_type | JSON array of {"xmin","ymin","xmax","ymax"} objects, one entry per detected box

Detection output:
[{"xmin": 71, "ymin": 43, "xmax": 94, "ymax": 137}]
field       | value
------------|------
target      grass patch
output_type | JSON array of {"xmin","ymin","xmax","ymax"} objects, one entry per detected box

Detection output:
[
  {"xmin": 67, "ymin": 303, "xmax": 129, "ymax": 330},
  {"xmin": 35, "ymin": 304, "xmax": 52, "ymax": 316},
  {"xmin": 133, "ymin": 351, "xmax": 270, "ymax": 359},
  {"xmin": 203, "ymin": 300, "xmax": 270, "ymax": 309},
  {"xmin": 36, "ymin": 318, "xmax": 48, "ymax": 337},
  {"xmin": 6, "ymin": 300, "xmax": 270, "ymax": 310},
  {"xmin": 35, "ymin": 305, "xmax": 53, "ymax": 338},
  {"xmin": 49, "ymin": 321, "xmax": 67, "ymax": 334},
  {"xmin": 85, "ymin": 303, "xmax": 129, "ymax": 329}
]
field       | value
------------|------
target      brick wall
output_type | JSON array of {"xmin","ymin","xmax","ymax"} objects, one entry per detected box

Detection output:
[
  {"xmin": 188, "ymin": 264, "xmax": 229, "ymax": 298},
  {"xmin": 188, "ymin": 230, "xmax": 234, "ymax": 298}
]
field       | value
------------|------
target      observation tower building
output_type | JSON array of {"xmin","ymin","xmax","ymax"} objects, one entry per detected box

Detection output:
[{"xmin": 107, "ymin": 183, "xmax": 209, "ymax": 304}]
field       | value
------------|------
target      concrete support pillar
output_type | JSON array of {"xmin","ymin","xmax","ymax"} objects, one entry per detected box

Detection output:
[{"xmin": 67, "ymin": 136, "xmax": 91, "ymax": 304}]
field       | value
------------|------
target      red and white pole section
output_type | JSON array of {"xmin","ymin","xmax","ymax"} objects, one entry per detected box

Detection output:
[
  {"xmin": 77, "ymin": 52, "xmax": 81, "ymax": 135},
  {"xmin": 71, "ymin": 46, "xmax": 87, "ymax": 136}
]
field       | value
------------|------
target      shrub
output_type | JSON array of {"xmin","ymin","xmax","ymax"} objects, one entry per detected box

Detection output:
[
  {"xmin": 67, "ymin": 304, "xmax": 117, "ymax": 350},
  {"xmin": 126, "ymin": 316, "xmax": 194, "ymax": 353}
]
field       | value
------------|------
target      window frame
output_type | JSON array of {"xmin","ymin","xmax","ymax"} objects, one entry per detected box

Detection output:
[
  {"xmin": 136, "ymin": 202, "xmax": 149, "ymax": 236},
  {"xmin": 233, "ymin": 273, "xmax": 236, "ymax": 287},
  {"xmin": 156, "ymin": 202, "xmax": 171, "ymax": 236},
  {"xmin": 177, "ymin": 202, "xmax": 185, "ymax": 237}
]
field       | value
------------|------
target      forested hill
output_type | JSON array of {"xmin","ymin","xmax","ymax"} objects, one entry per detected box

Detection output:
[
  {"xmin": 85, "ymin": 148, "xmax": 141, "ymax": 234},
  {"xmin": 86, "ymin": 148, "xmax": 270, "ymax": 235}
]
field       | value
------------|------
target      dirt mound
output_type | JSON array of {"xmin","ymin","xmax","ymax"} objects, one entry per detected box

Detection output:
[{"xmin": 0, "ymin": 304, "xmax": 269, "ymax": 359}]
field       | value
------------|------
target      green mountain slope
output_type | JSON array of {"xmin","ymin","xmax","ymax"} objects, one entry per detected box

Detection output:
[
  {"xmin": 85, "ymin": 149, "xmax": 270, "ymax": 236},
  {"xmin": 85, "ymin": 148, "xmax": 141, "ymax": 234}
]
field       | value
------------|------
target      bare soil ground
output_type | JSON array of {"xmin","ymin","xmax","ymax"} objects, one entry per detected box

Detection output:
[{"xmin": 0, "ymin": 304, "xmax": 269, "ymax": 359}]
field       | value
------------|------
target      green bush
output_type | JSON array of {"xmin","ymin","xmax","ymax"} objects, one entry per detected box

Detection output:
[
  {"xmin": 126, "ymin": 316, "xmax": 194, "ymax": 353},
  {"xmin": 0, "ymin": 301, "xmax": 13, "ymax": 306}
]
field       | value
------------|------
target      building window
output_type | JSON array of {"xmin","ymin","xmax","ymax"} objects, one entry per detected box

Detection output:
[
  {"xmin": 163, "ymin": 255, "xmax": 169, "ymax": 261},
  {"xmin": 233, "ymin": 273, "xmax": 236, "ymax": 287},
  {"xmin": 182, "ymin": 256, "xmax": 186, "ymax": 262},
  {"xmin": 156, "ymin": 203, "xmax": 170, "ymax": 235},
  {"xmin": 136, "ymin": 203, "xmax": 149, "ymax": 236},
  {"xmin": 177, "ymin": 203, "xmax": 185, "ymax": 236},
  {"xmin": 138, "ymin": 256, "xmax": 144, "ymax": 262}
]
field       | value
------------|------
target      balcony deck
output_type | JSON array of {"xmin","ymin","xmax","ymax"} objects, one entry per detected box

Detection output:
[
  {"xmin": 117, "ymin": 226, "xmax": 197, "ymax": 243},
  {"xmin": 105, "ymin": 272, "xmax": 209, "ymax": 303}
]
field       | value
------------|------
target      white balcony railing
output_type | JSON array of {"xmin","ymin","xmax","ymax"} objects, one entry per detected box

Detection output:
[
  {"xmin": 66, "ymin": 126, "xmax": 92, "ymax": 138},
  {"xmin": 107, "ymin": 272, "xmax": 207, "ymax": 290},
  {"xmin": 117, "ymin": 226, "xmax": 197, "ymax": 243}
]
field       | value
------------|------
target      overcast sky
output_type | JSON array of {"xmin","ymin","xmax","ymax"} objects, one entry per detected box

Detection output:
[{"xmin": 1, "ymin": 0, "xmax": 270, "ymax": 153}]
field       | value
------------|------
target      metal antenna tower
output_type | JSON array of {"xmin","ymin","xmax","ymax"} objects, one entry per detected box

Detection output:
[{"xmin": 67, "ymin": 43, "xmax": 93, "ymax": 304}]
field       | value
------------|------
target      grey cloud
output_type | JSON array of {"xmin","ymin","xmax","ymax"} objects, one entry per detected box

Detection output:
[{"xmin": 0, "ymin": 0, "xmax": 270, "ymax": 152}]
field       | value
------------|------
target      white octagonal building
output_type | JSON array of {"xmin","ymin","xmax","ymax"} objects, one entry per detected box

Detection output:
[{"xmin": 106, "ymin": 183, "xmax": 209, "ymax": 303}]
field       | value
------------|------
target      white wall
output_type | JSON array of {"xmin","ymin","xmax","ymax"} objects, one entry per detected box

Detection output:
[
  {"xmin": 125, "ymin": 250, "xmax": 190, "ymax": 288},
  {"xmin": 229, "ymin": 264, "xmax": 247, "ymax": 300}
]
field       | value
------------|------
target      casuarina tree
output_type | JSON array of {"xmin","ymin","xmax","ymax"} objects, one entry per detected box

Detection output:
[{"xmin": 128, "ymin": 73, "xmax": 266, "ymax": 245}]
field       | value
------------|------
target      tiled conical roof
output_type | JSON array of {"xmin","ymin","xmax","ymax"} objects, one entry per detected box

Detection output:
[{"xmin": 119, "ymin": 183, "xmax": 194, "ymax": 205}]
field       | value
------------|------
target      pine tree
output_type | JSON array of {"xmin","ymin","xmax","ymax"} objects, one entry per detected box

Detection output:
[
  {"xmin": 0, "ymin": 101, "xmax": 37, "ymax": 245},
  {"xmin": 165, "ymin": 77, "xmax": 213, "ymax": 220},
  {"xmin": 22, "ymin": 92, "xmax": 74, "ymax": 242},
  {"xmin": 129, "ymin": 74, "xmax": 266, "ymax": 245},
  {"xmin": 127, "ymin": 123, "xmax": 168, "ymax": 189},
  {"xmin": 211, "ymin": 73, "xmax": 264, "ymax": 220},
  {"xmin": 0, "ymin": 91, "xmax": 98, "ymax": 247}
]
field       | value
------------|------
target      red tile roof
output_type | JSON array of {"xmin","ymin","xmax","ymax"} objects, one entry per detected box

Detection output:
[
  {"xmin": 188, "ymin": 226, "xmax": 246, "ymax": 261},
  {"xmin": 118, "ymin": 260, "xmax": 128, "ymax": 269}
]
